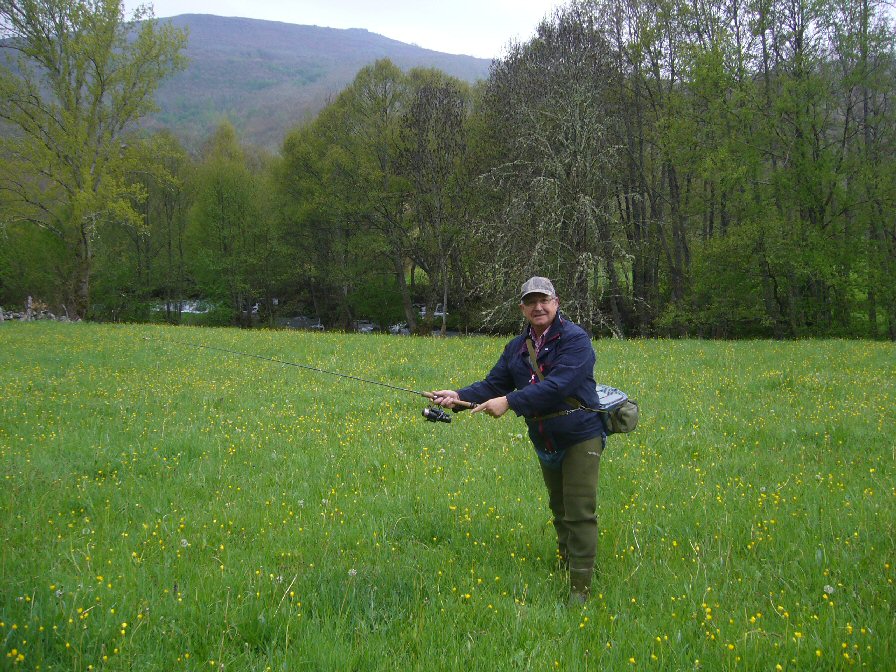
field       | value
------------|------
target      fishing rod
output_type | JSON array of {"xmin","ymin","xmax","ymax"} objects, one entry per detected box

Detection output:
[{"xmin": 144, "ymin": 336, "xmax": 475, "ymax": 423}]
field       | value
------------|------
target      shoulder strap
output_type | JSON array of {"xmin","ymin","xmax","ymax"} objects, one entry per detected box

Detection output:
[
  {"xmin": 525, "ymin": 338, "xmax": 543, "ymax": 380},
  {"xmin": 526, "ymin": 338, "xmax": 581, "ymax": 410}
]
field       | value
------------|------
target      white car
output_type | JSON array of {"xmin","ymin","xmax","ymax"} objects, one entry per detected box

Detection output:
[
  {"xmin": 418, "ymin": 304, "xmax": 448, "ymax": 318},
  {"xmin": 354, "ymin": 320, "xmax": 378, "ymax": 333}
]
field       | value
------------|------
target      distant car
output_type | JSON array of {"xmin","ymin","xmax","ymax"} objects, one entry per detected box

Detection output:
[
  {"xmin": 180, "ymin": 300, "xmax": 214, "ymax": 314},
  {"xmin": 418, "ymin": 304, "xmax": 448, "ymax": 319},
  {"xmin": 389, "ymin": 322, "xmax": 410, "ymax": 335},
  {"xmin": 354, "ymin": 320, "xmax": 379, "ymax": 333},
  {"xmin": 279, "ymin": 315, "xmax": 324, "ymax": 330}
]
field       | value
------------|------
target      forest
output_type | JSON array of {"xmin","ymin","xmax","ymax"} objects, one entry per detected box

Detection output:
[{"xmin": 1, "ymin": 0, "xmax": 894, "ymax": 338}]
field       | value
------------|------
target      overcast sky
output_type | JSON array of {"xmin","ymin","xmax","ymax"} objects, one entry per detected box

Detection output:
[{"xmin": 125, "ymin": 0, "xmax": 564, "ymax": 59}]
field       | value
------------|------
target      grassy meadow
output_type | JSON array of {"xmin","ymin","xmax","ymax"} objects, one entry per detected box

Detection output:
[{"xmin": 0, "ymin": 322, "xmax": 893, "ymax": 671}]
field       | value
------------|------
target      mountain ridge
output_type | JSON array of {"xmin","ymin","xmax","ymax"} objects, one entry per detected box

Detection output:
[{"xmin": 144, "ymin": 14, "xmax": 493, "ymax": 151}]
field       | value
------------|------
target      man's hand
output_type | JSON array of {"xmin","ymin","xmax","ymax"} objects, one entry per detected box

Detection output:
[
  {"xmin": 471, "ymin": 396, "xmax": 509, "ymax": 418},
  {"xmin": 431, "ymin": 390, "xmax": 461, "ymax": 409}
]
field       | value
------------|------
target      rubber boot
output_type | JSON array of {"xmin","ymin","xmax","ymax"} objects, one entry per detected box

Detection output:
[
  {"xmin": 560, "ymin": 438, "xmax": 601, "ymax": 607},
  {"xmin": 568, "ymin": 561, "xmax": 593, "ymax": 606}
]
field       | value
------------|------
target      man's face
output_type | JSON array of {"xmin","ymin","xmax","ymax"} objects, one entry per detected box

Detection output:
[{"xmin": 520, "ymin": 293, "xmax": 559, "ymax": 332}]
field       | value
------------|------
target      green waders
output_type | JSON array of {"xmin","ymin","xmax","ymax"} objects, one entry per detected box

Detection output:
[{"xmin": 539, "ymin": 436, "xmax": 603, "ymax": 604}]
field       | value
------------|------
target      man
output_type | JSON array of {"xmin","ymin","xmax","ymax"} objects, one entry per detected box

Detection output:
[{"xmin": 432, "ymin": 276, "xmax": 606, "ymax": 605}]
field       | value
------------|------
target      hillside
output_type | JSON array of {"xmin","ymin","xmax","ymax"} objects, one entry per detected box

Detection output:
[{"xmin": 144, "ymin": 15, "xmax": 493, "ymax": 151}]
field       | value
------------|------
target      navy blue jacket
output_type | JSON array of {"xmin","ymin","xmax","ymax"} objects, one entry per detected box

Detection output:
[{"xmin": 458, "ymin": 314, "xmax": 605, "ymax": 455}]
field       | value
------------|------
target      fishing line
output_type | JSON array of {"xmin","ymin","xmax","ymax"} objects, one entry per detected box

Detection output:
[{"xmin": 144, "ymin": 335, "xmax": 472, "ymax": 421}]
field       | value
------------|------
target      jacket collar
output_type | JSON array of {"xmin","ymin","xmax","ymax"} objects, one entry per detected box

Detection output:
[{"xmin": 519, "ymin": 313, "xmax": 565, "ymax": 353}]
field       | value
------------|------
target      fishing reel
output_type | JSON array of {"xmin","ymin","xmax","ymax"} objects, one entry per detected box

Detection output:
[{"xmin": 422, "ymin": 405, "xmax": 452, "ymax": 423}]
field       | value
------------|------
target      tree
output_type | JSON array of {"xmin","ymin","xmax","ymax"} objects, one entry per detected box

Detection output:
[
  {"xmin": 278, "ymin": 120, "xmax": 352, "ymax": 327},
  {"xmin": 400, "ymin": 68, "xmax": 473, "ymax": 335},
  {"xmin": 279, "ymin": 81, "xmax": 401, "ymax": 331},
  {"xmin": 145, "ymin": 132, "xmax": 192, "ymax": 324},
  {"xmin": 188, "ymin": 123, "xmax": 288, "ymax": 327},
  {"xmin": 0, "ymin": 0, "xmax": 186, "ymax": 317},
  {"xmin": 340, "ymin": 59, "xmax": 418, "ymax": 330},
  {"xmin": 280, "ymin": 60, "xmax": 422, "ymax": 332},
  {"xmin": 90, "ymin": 131, "xmax": 193, "ymax": 322},
  {"xmin": 825, "ymin": 0, "xmax": 896, "ymax": 337},
  {"xmin": 476, "ymin": 2, "xmax": 624, "ymax": 334},
  {"xmin": 584, "ymin": 0, "xmax": 896, "ymax": 338}
]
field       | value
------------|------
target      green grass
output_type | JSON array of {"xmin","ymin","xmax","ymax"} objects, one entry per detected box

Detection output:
[{"xmin": 1, "ymin": 322, "xmax": 893, "ymax": 671}]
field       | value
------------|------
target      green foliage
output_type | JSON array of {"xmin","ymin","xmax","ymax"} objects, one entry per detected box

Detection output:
[
  {"xmin": 186, "ymin": 123, "xmax": 290, "ymax": 326},
  {"xmin": 5, "ymin": 2, "xmax": 896, "ymax": 339},
  {"xmin": 0, "ymin": 0, "xmax": 187, "ymax": 317},
  {"xmin": 87, "ymin": 133, "xmax": 196, "ymax": 323},
  {"xmin": 1, "ymin": 323, "xmax": 894, "ymax": 668},
  {"xmin": 474, "ymin": 3, "xmax": 623, "ymax": 334},
  {"xmin": 688, "ymin": 222, "xmax": 771, "ymax": 337},
  {"xmin": 400, "ymin": 68, "xmax": 475, "ymax": 333},
  {"xmin": 278, "ymin": 115, "xmax": 384, "ymax": 328},
  {"xmin": 348, "ymin": 275, "xmax": 405, "ymax": 327},
  {"xmin": 0, "ymin": 222, "xmax": 67, "ymax": 309},
  {"xmin": 277, "ymin": 59, "xmax": 476, "ymax": 332}
]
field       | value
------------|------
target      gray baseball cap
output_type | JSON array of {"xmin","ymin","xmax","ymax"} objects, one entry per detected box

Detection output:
[{"xmin": 520, "ymin": 276, "xmax": 556, "ymax": 301}]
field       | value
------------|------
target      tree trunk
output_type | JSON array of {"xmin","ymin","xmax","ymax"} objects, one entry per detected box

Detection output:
[
  {"xmin": 395, "ymin": 253, "xmax": 417, "ymax": 332},
  {"xmin": 73, "ymin": 221, "xmax": 93, "ymax": 319}
]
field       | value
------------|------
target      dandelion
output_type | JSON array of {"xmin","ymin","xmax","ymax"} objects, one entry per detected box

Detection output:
[{"xmin": 348, "ymin": 568, "xmax": 357, "ymax": 577}]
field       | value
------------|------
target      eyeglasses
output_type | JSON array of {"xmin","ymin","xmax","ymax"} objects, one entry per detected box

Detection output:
[{"xmin": 522, "ymin": 296, "xmax": 556, "ymax": 308}]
